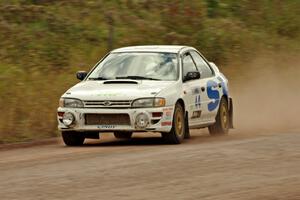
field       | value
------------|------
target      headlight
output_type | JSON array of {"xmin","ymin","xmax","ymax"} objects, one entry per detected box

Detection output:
[
  {"xmin": 132, "ymin": 98, "xmax": 166, "ymax": 108},
  {"xmin": 59, "ymin": 98, "xmax": 84, "ymax": 108}
]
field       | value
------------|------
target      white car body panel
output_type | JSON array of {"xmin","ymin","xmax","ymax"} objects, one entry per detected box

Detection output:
[
  {"xmin": 62, "ymin": 80, "xmax": 174, "ymax": 101},
  {"xmin": 57, "ymin": 45, "xmax": 232, "ymax": 133}
]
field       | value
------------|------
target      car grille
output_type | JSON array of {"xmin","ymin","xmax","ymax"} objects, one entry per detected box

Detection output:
[
  {"xmin": 85, "ymin": 114, "xmax": 131, "ymax": 125},
  {"xmin": 83, "ymin": 100, "xmax": 132, "ymax": 108}
]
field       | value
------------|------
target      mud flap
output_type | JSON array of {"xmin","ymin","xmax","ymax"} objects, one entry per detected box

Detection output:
[{"xmin": 229, "ymin": 98, "xmax": 234, "ymax": 129}]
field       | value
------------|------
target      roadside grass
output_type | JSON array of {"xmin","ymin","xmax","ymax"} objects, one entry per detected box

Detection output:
[{"xmin": 0, "ymin": 64, "xmax": 79, "ymax": 143}]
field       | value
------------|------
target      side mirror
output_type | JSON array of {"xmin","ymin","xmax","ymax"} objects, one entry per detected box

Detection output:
[
  {"xmin": 76, "ymin": 71, "xmax": 88, "ymax": 80},
  {"xmin": 183, "ymin": 71, "xmax": 200, "ymax": 82}
]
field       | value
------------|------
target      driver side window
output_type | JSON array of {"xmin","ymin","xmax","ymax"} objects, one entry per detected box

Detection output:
[
  {"xmin": 182, "ymin": 53, "xmax": 198, "ymax": 79},
  {"xmin": 190, "ymin": 51, "xmax": 213, "ymax": 79}
]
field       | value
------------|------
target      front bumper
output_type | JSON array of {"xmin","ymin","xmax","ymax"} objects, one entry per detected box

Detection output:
[{"xmin": 57, "ymin": 106, "xmax": 174, "ymax": 133}]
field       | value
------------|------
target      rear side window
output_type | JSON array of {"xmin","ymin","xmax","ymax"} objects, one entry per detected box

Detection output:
[{"xmin": 190, "ymin": 51, "xmax": 213, "ymax": 78}]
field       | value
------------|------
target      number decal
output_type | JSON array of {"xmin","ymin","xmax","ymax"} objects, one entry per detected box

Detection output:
[
  {"xmin": 207, "ymin": 80, "xmax": 220, "ymax": 111},
  {"xmin": 195, "ymin": 95, "xmax": 201, "ymax": 109}
]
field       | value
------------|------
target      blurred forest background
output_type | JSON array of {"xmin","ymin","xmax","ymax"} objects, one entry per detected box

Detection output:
[{"xmin": 0, "ymin": 0, "xmax": 299, "ymax": 143}]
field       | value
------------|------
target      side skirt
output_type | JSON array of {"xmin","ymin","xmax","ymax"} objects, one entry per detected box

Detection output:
[{"xmin": 189, "ymin": 120, "xmax": 215, "ymax": 129}]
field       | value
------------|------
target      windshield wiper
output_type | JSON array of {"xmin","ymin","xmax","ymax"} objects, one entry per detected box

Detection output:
[
  {"xmin": 88, "ymin": 77, "xmax": 108, "ymax": 80},
  {"xmin": 116, "ymin": 76, "xmax": 161, "ymax": 81}
]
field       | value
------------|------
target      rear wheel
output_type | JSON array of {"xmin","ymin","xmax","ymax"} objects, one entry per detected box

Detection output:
[
  {"xmin": 114, "ymin": 132, "xmax": 133, "ymax": 139},
  {"xmin": 208, "ymin": 97, "xmax": 229, "ymax": 135},
  {"xmin": 61, "ymin": 131, "xmax": 85, "ymax": 146},
  {"xmin": 162, "ymin": 103, "xmax": 185, "ymax": 144}
]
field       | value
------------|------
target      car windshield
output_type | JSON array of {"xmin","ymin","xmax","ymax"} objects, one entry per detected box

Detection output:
[{"xmin": 87, "ymin": 52, "xmax": 179, "ymax": 81}]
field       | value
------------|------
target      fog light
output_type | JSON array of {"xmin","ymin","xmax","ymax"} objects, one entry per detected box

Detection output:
[
  {"xmin": 62, "ymin": 112, "xmax": 75, "ymax": 126},
  {"xmin": 135, "ymin": 112, "xmax": 149, "ymax": 129}
]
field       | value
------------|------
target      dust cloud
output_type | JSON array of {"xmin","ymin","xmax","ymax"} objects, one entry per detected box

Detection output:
[{"xmin": 224, "ymin": 51, "xmax": 300, "ymax": 134}]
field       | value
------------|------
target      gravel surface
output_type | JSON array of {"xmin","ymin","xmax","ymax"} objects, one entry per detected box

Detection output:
[{"xmin": 0, "ymin": 130, "xmax": 299, "ymax": 200}]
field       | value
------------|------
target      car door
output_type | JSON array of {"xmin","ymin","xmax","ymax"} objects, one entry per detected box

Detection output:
[
  {"xmin": 190, "ymin": 51, "xmax": 220, "ymax": 123},
  {"xmin": 181, "ymin": 52, "xmax": 204, "ymax": 127}
]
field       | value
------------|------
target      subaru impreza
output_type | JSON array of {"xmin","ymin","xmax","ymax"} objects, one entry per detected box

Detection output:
[{"xmin": 57, "ymin": 45, "xmax": 233, "ymax": 146}]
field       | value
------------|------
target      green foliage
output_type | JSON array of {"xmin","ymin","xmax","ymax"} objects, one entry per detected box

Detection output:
[{"xmin": 0, "ymin": 0, "xmax": 299, "ymax": 143}]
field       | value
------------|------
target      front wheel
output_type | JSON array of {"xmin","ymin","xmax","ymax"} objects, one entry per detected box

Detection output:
[
  {"xmin": 162, "ymin": 103, "xmax": 185, "ymax": 144},
  {"xmin": 61, "ymin": 131, "xmax": 85, "ymax": 146},
  {"xmin": 208, "ymin": 97, "xmax": 229, "ymax": 135}
]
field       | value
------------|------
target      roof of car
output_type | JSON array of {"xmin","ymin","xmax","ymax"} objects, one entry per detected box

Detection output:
[{"xmin": 111, "ymin": 45, "xmax": 191, "ymax": 53}]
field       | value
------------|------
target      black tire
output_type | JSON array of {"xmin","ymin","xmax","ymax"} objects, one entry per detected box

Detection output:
[
  {"xmin": 162, "ymin": 103, "xmax": 185, "ymax": 144},
  {"xmin": 61, "ymin": 131, "xmax": 85, "ymax": 146},
  {"xmin": 114, "ymin": 132, "xmax": 133, "ymax": 139},
  {"xmin": 208, "ymin": 97, "xmax": 229, "ymax": 135},
  {"xmin": 184, "ymin": 112, "xmax": 190, "ymax": 139}
]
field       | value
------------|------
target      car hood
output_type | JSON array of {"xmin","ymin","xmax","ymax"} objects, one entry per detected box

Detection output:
[{"xmin": 62, "ymin": 80, "xmax": 175, "ymax": 101}]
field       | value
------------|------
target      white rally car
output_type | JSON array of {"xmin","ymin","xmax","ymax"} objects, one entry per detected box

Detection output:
[{"xmin": 57, "ymin": 45, "xmax": 233, "ymax": 146}]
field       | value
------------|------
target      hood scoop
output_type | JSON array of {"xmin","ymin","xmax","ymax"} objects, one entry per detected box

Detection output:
[{"xmin": 103, "ymin": 80, "xmax": 138, "ymax": 84}]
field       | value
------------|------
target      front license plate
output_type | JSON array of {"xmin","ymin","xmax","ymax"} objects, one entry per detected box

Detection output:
[{"xmin": 97, "ymin": 125, "xmax": 116, "ymax": 129}]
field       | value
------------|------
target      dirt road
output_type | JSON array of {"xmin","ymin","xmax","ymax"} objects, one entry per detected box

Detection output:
[{"xmin": 0, "ymin": 130, "xmax": 299, "ymax": 200}]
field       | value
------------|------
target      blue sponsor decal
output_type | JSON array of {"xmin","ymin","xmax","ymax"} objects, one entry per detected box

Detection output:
[{"xmin": 207, "ymin": 80, "xmax": 220, "ymax": 111}]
